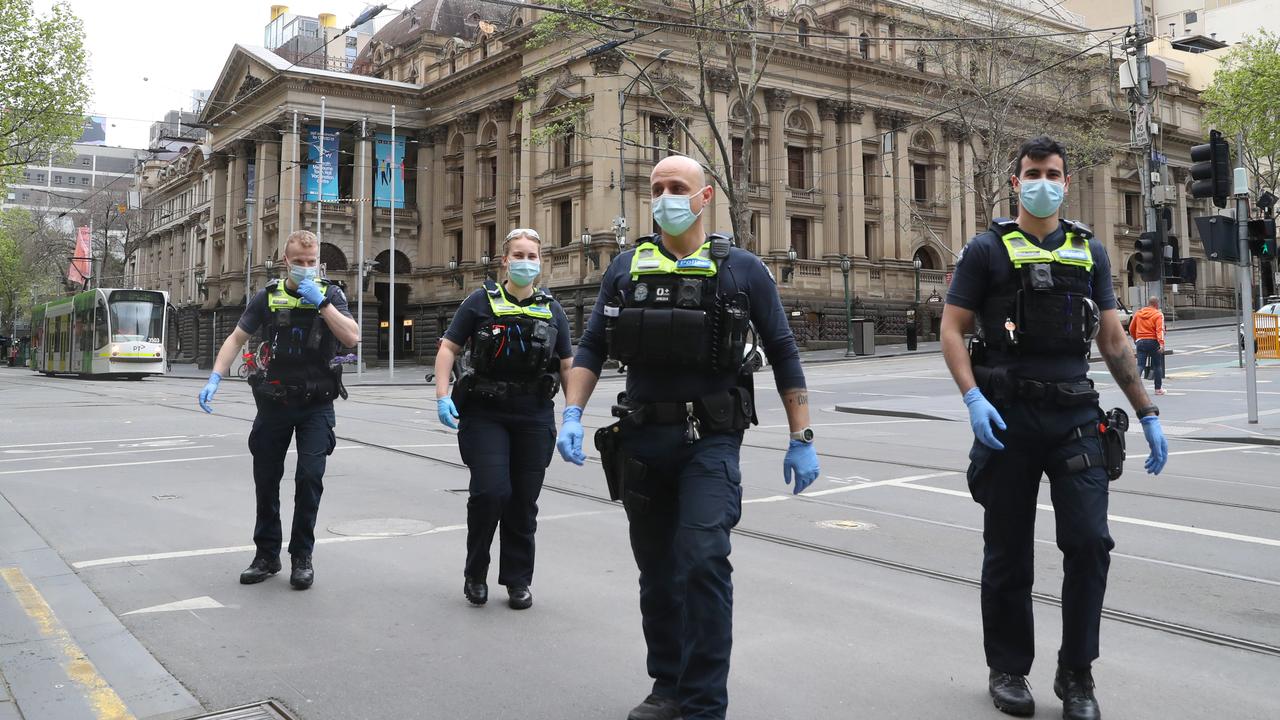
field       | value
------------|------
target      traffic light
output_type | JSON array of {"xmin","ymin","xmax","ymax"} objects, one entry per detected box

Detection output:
[
  {"xmin": 1190, "ymin": 129, "xmax": 1231, "ymax": 209},
  {"xmin": 1163, "ymin": 234, "xmax": 1181, "ymax": 280},
  {"xmin": 1248, "ymin": 218, "xmax": 1277, "ymax": 258},
  {"xmin": 1135, "ymin": 231, "xmax": 1162, "ymax": 282}
]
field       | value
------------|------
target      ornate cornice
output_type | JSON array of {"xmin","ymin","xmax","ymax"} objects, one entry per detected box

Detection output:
[
  {"xmin": 874, "ymin": 108, "xmax": 908, "ymax": 131},
  {"xmin": 843, "ymin": 102, "xmax": 866, "ymax": 123},
  {"xmin": 817, "ymin": 99, "xmax": 842, "ymax": 122},
  {"xmin": 489, "ymin": 99, "xmax": 516, "ymax": 122},
  {"xmin": 705, "ymin": 68, "xmax": 734, "ymax": 94},
  {"xmin": 590, "ymin": 51, "xmax": 623, "ymax": 76},
  {"xmin": 459, "ymin": 112, "xmax": 481, "ymax": 135}
]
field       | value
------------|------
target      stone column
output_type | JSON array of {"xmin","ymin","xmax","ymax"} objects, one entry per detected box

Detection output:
[
  {"xmin": 893, "ymin": 116, "xmax": 911, "ymax": 261},
  {"xmin": 253, "ymin": 130, "xmax": 277, "ymax": 266},
  {"xmin": 765, "ymin": 88, "xmax": 791, "ymax": 256},
  {"xmin": 225, "ymin": 146, "xmax": 245, "ymax": 277},
  {"xmin": 460, "ymin": 113, "xmax": 479, "ymax": 262},
  {"xmin": 873, "ymin": 110, "xmax": 901, "ymax": 262},
  {"xmin": 518, "ymin": 77, "xmax": 537, "ymax": 228},
  {"xmin": 492, "ymin": 99, "xmax": 514, "ymax": 237},
  {"xmin": 415, "ymin": 129, "xmax": 435, "ymax": 268},
  {"xmin": 428, "ymin": 127, "xmax": 447, "ymax": 267},
  {"xmin": 707, "ymin": 69, "xmax": 734, "ymax": 235},
  {"xmin": 355, "ymin": 122, "xmax": 374, "ymax": 271},
  {"xmin": 842, "ymin": 103, "xmax": 866, "ymax": 258},
  {"xmin": 1090, "ymin": 160, "xmax": 1119, "ymax": 275},
  {"xmin": 961, "ymin": 140, "xmax": 978, "ymax": 242},
  {"xmin": 943, "ymin": 122, "xmax": 967, "ymax": 257},
  {"xmin": 279, "ymin": 119, "xmax": 300, "ymax": 238},
  {"xmin": 588, "ymin": 56, "xmax": 622, "ymax": 234},
  {"xmin": 818, "ymin": 99, "xmax": 841, "ymax": 258},
  {"xmin": 207, "ymin": 160, "xmax": 226, "ymax": 279}
]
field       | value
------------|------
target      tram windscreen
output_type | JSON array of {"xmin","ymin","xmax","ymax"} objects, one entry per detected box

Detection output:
[{"xmin": 108, "ymin": 291, "xmax": 165, "ymax": 343}]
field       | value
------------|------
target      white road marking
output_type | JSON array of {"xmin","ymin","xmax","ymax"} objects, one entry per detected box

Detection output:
[
  {"xmin": 0, "ymin": 445, "xmax": 215, "ymax": 464},
  {"xmin": 3, "ymin": 447, "xmax": 94, "ymax": 454},
  {"xmin": 0, "ymin": 453, "xmax": 245, "ymax": 476},
  {"xmin": 1178, "ymin": 343, "xmax": 1235, "ymax": 355},
  {"xmin": 1187, "ymin": 408, "xmax": 1280, "ymax": 424},
  {"xmin": 0, "ymin": 434, "xmax": 190, "ymax": 449},
  {"xmin": 898, "ymin": 483, "xmax": 1280, "ymax": 547},
  {"xmin": 390, "ymin": 443, "xmax": 459, "ymax": 448},
  {"xmin": 756, "ymin": 419, "xmax": 928, "ymax": 430},
  {"xmin": 1165, "ymin": 445, "xmax": 1253, "ymax": 457},
  {"xmin": 744, "ymin": 471, "xmax": 957, "ymax": 504},
  {"xmin": 72, "ymin": 511, "xmax": 605, "ymax": 569},
  {"xmin": 123, "ymin": 596, "xmax": 225, "ymax": 616}
]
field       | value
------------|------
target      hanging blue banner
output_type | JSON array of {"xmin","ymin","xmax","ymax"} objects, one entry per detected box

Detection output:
[
  {"xmin": 305, "ymin": 125, "xmax": 339, "ymax": 202},
  {"xmin": 374, "ymin": 132, "xmax": 405, "ymax": 209}
]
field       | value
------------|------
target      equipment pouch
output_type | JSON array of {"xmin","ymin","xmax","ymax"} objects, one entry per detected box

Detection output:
[
  {"xmin": 594, "ymin": 424, "xmax": 625, "ymax": 502},
  {"xmin": 621, "ymin": 458, "xmax": 651, "ymax": 514},
  {"xmin": 669, "ymin": 308, "xmax": 708, "ymax": 368},
  {"xmin": 610, "ymin": 309, "xmax": 645, "ymax": 364},
  {"xmin": 1054, "ymin": 380, "xmax": 1099, "ymax": 407},
  {"xmin": 451, "ymin": 372, "xmax": 475, "ymax": 414},
  {"xmin": 1101, "ymin": 407, "xmax": 1128, "ymax": 481}
]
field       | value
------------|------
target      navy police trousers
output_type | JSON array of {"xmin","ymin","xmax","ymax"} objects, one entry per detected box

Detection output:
[
  {"xmin": 457, "ymin": 403, "xmax": 556, "ymax": 587},
  {"xmin": 248, "ymin": 398, "xmax": 336, "ymax": 559},
  {"xmin": 621, "ymin": 426, "xmax": 744, "ymax": 720},
  {"xmin": 966, "ymin": 399, "xmax": 1115, "ymax": 675}
]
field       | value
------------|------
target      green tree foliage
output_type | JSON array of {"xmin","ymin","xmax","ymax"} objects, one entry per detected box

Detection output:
[
  {"xmin": 0, "ymin": 0, "xmax": 91, "ymax": 186},
  {"xmin": 1202, "ymin": 30, "xmax": 1280, "ymax": 193}
]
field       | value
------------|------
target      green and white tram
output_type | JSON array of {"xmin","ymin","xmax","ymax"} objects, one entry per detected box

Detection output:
[{"xmin": 30, "ymin": 288, "xmax": 169, "ymax": 378}]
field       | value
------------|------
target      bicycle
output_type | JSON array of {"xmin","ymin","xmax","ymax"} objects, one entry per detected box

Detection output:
[{"xmin": 237, "ymin": 343, "xmax": 272, "ymax": 379}]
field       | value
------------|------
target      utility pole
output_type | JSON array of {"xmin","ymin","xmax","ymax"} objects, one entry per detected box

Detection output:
[
  {"xmin": 357, "ymin": 116, "xmax": 367, "ymax": 380},
  {"xmin": 1235, "ymin": 131, "xmax": 1259, "ymax": 424},
  {"xmin": 1130, "ymin": 0, "xmax": 1164, "ymax": 304}
]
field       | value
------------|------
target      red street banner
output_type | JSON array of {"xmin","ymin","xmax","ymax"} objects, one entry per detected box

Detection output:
[{"xmin": 68, "ymin": 226, "xmax": 92, "ymax": 285}]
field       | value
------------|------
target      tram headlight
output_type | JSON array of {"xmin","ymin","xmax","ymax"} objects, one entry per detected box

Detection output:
[{"xmin": 110, "ymin": 344, "xmax": 120, "ymax": 357}]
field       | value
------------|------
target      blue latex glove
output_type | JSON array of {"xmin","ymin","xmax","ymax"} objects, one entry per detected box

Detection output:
[
  {"xmin": 964, "ymin": 387, "xmax": 1006, "ymax": 450},
  {"xmin": 783, "ymin": 440, "xmax": 820, "ymax": 494},
  {"xmin": 198, "ymin": 372, "xmax": 221, "ymax": 413},
  {"xmin": 557, "ymin": 405, "xmax": 586, "ymax": 465},
  {"xmin": 1141, "ymin": 415, "xmax": 1168, "ymax": 475},
  {"xmin": 437, "ymin": 397, "xmax": 459, "ymax": 429},
  {"xmin": 297, "ymin": 278, "xmax": 326, "ymax": 306}
]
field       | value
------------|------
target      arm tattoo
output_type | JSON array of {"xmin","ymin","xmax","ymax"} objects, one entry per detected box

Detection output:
[{"xmin": 787, "ymin": 391, "xmax": 809, "ymax": 406}]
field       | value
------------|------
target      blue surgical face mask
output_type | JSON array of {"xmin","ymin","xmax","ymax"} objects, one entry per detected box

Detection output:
[
  {"xmin": 507, "ymin": 259, "xmax": 540, "ymax": 287},
  {"xmin": 1018, "ymin": 179, "xmax": 1066, "ymax": 218},
  {"xmin": 289, "ymin": 263, "xmax": 318, "ymax": 285},
  {"xmin": 652, "ymin": 189, "xmax": 705, "ymax": 236}
]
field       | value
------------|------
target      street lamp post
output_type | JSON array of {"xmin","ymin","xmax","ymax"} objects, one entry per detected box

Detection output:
[
  {"xmin": 913, "ymin": 257, "xmax": 922, "ymax": 304},
  {"xmin": 616, "ymin": 49, "xmax": 673, "ymax": 241},
  {"xmin": 840, "ymin": 254, "xmax": 852, "ymax": 357}
]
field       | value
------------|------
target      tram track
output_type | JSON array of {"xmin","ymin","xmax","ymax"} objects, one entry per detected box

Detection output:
[{"xmin": 6, "ymin": 373, "xmax": 1280, "ymax": 660}]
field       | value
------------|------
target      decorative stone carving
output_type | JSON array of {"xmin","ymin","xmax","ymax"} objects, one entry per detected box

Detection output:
[
  {"xmin": 233, "ymin": 74, "xmax": 262, "ymax": 102},
  {"xmin": 874, "ymin": 108, "xmax": 908, "ymax": 131},
  {"xmin": 459, "ymin": 112, "xmax": 481, "ymax": 135},
  {"xmin": 817, "ymin": 99, "xmax": 842, "ymax": 122},
  {"xmin": 942, "ymin": 121, "xmax": 969, "ymax": 142},
  {"xmin": 842, "ymin": 102, "xmax": 866, "ymax": 123},
  {"xmin": 590, "ymin": 51, "xmax": 623, "ymax": 76},
  {"xmin": 764, "ymin": 88, "xmax": 792, "ymax": 112},
  {"xmin": 705, "ymin": 68, "xmax": 734, "ymax": 94},
  {"xmin": 516, "ymin": 75, "xmax": 538, "ymax": 98},
  {"xmin": 416, "ymin": 128, "xmax": 436, "ymax": 146},
  {"xmin": 489, "ymin": 99, "xmax": 516, "ymax": 122}
]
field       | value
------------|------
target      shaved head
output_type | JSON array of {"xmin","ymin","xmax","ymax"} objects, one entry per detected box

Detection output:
[{"xmin": 651, "ymin": 154, "xmax": 707, "ymax": 187}]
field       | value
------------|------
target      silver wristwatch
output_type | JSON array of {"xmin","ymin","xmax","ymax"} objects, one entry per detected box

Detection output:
[{"xmin": 789, "ymin": 427, "xmax": 814, "ymax": 443}]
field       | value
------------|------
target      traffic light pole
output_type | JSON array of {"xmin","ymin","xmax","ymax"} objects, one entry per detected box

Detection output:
[
  {"xmin": 1235, "ymin": 130, "xmax": 1259, "ymax": 424},
  {"xmin": 1131, "ymin": 0, "xmax": 1164, "ymax": 305}
]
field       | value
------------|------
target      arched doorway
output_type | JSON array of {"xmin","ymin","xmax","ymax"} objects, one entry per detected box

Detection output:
[
  {"xmin": 374, "ymin": 250, "xmax": 411, "ymax": 274},
  {"xmin": 912, "ymin": 246, "xmax": 940, "ymax": 270},
  {"xmin": 320, "ymin": 243, "xmax": 348, "ymax": 272},
  {"xmin": 373, "ymin": 249, "xmax": 413, "ymax": 360}
]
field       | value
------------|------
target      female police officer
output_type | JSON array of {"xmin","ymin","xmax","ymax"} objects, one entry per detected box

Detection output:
[{"xmin": 434, "ymin": 228, "xmax": 572, "ymax": 610}]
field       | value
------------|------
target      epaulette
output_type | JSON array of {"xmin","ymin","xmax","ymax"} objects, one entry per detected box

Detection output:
[
  {"xmin": 483, "ymin": 278, "xmax": 501, "ymax": 297},
  {"xmin": 989, "ymin": 217, "xmax": 1020, "ymax": 235}
]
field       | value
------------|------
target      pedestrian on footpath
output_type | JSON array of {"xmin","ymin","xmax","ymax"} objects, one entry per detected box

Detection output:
[
  {"xmin": 1130, "ymin": 296, "xmax": 1167, "ymax": 395},
  {"xmin": 939, "ymin": 136, "xmax": 1169, "ymax": 720},
  {"xmin": 556, "ymin": 154, "xmax": 819, "ymax": 720},
  {"xmin": 434, "ymin": 228, "xmax": 572, "ymax": 610},
  {"xmin": 198, "ymin": 230, "xmax": 359, "ymax": 590}
]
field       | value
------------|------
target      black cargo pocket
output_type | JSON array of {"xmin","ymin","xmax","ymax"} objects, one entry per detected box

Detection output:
[
  {"xmin": 966, "ymin": 441, "xmax": 993, "ymax": 506},
  {"xmin": 542, "ymin": 426, "xmax": 556, "ymax": 468}
]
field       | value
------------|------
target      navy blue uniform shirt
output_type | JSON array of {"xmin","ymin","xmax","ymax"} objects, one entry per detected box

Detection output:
[
  {"xmin": 575, "ymin": 238, "xmax": 806, "ymax": 403},
  {"xmin": 444, "ymin": 286, "xmax": 573, "ymax": 363},
  {"xmin": 237, "ymin": 280, "xmax": 352, "ymax": 337},
  {"xmin": 946, "ymin": 220, "xmax": 1116, "ymax": 382}
]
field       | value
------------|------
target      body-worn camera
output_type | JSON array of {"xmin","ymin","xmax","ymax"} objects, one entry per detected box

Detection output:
[
  {"xmin": 1029, "ymin": 263, "xmax": 1054, "ymax": 290},
  {"xmin": 675, "ymin": 278, "xmax": 703, "ymax": 309}
]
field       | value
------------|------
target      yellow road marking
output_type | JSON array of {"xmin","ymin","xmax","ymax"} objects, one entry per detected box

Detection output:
[{"xmin": 0, "ymin": 567, "xmax": 135, "ymax": 720}]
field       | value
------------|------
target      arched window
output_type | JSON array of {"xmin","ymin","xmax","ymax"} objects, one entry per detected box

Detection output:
[
  {"xmin": 374, "ymin": 249, "xmax": 412, "ymax": 274},
  {"xmin": 916, "ymin": 46, "xmax": 926, "ymax": 73},
  {"xmin": 320, "ymin": 243, "xmax": 348, "ymax": 272},
  {"xmin": 913, "ymin": 247, "xmax": 937, "ymax": 270},
  {"xmin": 798, "ymin": 20, "xmax": 809, "ymax": 47},
  {"xmin": 859, "ymin": 32, "xmax": 870, "ymax": 59}
]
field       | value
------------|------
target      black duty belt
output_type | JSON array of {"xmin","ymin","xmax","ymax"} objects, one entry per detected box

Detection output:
[
  {"xmin": 610, "ymin": 387, "xmax": 754, "ymax": 434},
  {"xmin": 974, "ymin": 365, "xmax": 1098, "ymax": 407}
]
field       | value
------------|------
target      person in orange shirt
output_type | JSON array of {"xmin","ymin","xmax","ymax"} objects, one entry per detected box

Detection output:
[{"xmin": 1130, "ymin": 296, "xmax": 1166, "ymax": 395}]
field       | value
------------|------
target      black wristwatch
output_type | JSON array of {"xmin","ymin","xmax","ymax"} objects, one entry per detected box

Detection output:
[
  {"xmin": 1137, "ymin": 405, "xmax": 1159, "ymax": 418},
  {"xmin": 317, "ymin": 297, "xmax": 332, "ymax": 310}
]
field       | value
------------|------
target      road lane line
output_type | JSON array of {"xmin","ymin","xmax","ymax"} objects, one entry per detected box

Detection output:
[
  {"xmin": 898, "ymin": 483, "xmax": 1280, "ymax": 547},
  {"xmin": 0, "ymin": 567, "xmax": 136, "ymax": 720},
  {"xmin": 1166, "ymin": 445, "xmax": 1253, "ymax": 457},
  {"xmin": 756, "ymin": 419, "xmax": 928, "ymax": 430},
  {"xmin": 0, "ymin": 454, "xmax": 245, "ymax": 476},
  {"xmin": 72, "ymin": 511, "xmax": 605, "ymax": 569},
  {"xmin": 0, "ymin": 435, "xmax": 189, "ymax": 449},
  {"xmin": 744, "ymin": 471, "xmax": 959, "ymax": 504},
  {"xmin": 0, "ymin": 445, "xmax": 215, "ymax": 464}
]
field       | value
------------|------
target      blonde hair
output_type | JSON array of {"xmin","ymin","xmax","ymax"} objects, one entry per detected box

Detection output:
[
  {"xmin": 503, "ymin": 228, "xmax": 542, "ymax": 255},
  {"xmin": 285, "ymin": 230, "xmax": 318, "ymax": 255}
]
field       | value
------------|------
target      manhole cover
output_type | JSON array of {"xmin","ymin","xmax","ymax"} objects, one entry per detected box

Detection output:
[
  {"xmin": 327, "ymin": 518, "xmax": 434, "ymax": 537},
  {"xmin": 816, "ymin": 520, "xmax": 876, "ymax": 531},
  {"xmin": 183, "ymin": 700, "xmax": 300, "ymax": 719}
]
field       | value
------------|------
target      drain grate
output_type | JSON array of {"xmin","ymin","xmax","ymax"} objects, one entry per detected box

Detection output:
[{"xmin": 182, "ymin": 700, "xmax": 301, "ymax": 720}]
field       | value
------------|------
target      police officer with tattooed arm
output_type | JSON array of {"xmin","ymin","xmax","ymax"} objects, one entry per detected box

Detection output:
[
  {"xmin": 940, "ymin": 136, "xmax": 1168, "ymax": 720},
  {"xmin": 555, "ymin": 155, "xmax": 819, "ymax": 720},
  {"xmin": 199, "ymin": 230, "xmax": 359, "ymax": 590}
]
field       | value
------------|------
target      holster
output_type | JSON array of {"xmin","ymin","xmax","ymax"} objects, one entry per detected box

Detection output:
[
  {"xmin": 1054, "ymin": 407, "xmax": 1127, "ymax": 481},
  {"xmin": 594, "ymin": 410, "xmax": 649, "ymax": 504}
]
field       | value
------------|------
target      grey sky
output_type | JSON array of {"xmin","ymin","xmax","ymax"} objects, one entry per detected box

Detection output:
[{"xmin": 32, "ymin": 1, "xmax": 393, "ymax": 149}]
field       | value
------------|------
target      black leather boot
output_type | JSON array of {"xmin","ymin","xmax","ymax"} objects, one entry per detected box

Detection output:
[
  {"xmin": 507, "ymin": 585, "xmax": 533, "ymax": 610},
  {"xmin": 289, "ymin": 555, "xmax": 314, "ymax": 590},
  {"xmin": 989, "ymin": 670, "xmax": 1035, "ymax": 717},
  {"xmin": 626, "ymin": 693, "xmax": 681, "ymax": 720},
  {"xmin": 1055, "ymin": 666, "xmax": 1101, "ymax": 720},
  {"xmin": 239, "ymin": 554, "xmax": 281, "ymax": 584},
  {"xmin": 464, "ymin": 576, "xmax": 488, "ymax": 605}
]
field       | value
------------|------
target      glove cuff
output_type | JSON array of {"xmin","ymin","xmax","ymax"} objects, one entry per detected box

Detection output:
[
  {"xmin": 209, "ymin": 371, "xmax": 222, "ymax": 382},
  {"xmin": 562, "ymin": 405, "xmax": 583, "ymax": 423},
  {"xmin": 962, "ymin": 387, "xmax": 984, "ymax": 406},
  {"xmin": 1140, "ymin": 415, "xmax": 1161, "ymax": 427}
]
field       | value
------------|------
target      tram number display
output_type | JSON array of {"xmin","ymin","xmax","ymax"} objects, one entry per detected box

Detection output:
[
  {"xmin": 112, "ymin": 290, "xmax": 163, "ymax": 303},
  {"xmin": 148, "ymin": 337, "xmax": 161, "ymax": 344}
]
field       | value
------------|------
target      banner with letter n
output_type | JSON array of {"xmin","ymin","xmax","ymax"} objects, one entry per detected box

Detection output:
[
  {"xmin": 305, "ymin": 125, "xmax": 339, "ymax": 203},
  {"xmin": 374, "ymin": 132, "xmax": 406, "ymax": 209}
]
